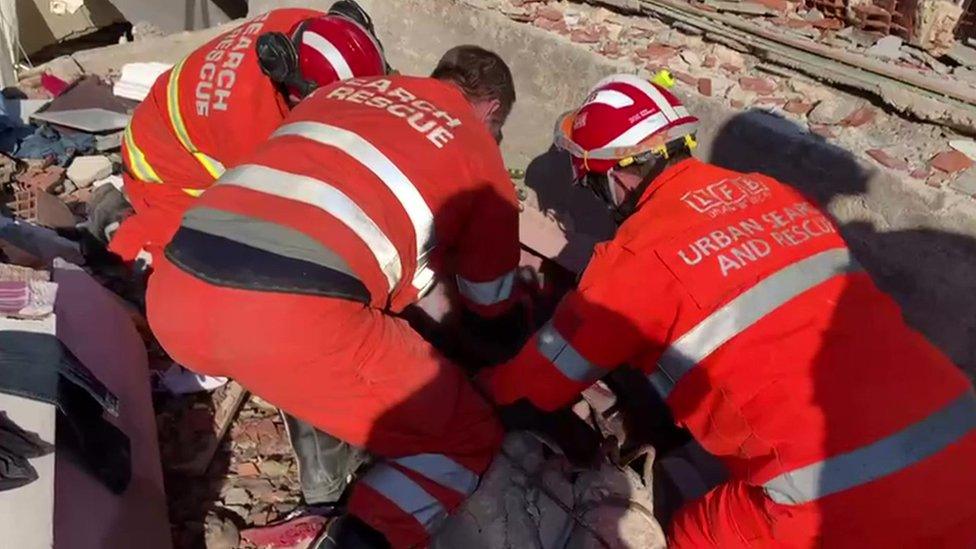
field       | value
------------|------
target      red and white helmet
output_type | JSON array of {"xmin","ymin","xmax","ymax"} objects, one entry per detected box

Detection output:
[
  {"xmin": 554, "ymin": 73, "xmax": 699, "ymax": 180},
  {"xmin": 290, "ymin": 15, "xmax": 386, "ymax": 96}
]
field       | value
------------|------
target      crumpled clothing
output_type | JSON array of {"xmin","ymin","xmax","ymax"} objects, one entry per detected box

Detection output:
[
  {"xmin": 14, "ymin": 124, "xmax": 95, "ymax": 166},
  {"xmin": 0, "ymin": 411, "xmax": 54, "ymax": 492}
]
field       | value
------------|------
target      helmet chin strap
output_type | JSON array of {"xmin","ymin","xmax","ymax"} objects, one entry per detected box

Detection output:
[{"xmin": 603, "ymin": 158, "xmax": 669, "ymax": 225}]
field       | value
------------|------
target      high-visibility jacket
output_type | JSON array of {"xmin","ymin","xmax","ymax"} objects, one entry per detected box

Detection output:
[
  {"xmin": 483, "ymin": 158, "xmax": 976, "ymax": 546},
  {"xmin": 111, "ymin": 8, "xmax": 322, "ymax": 261},
  {"xmin": 165, "ymin": 74, "xmax": 521, "ymax": 316}
]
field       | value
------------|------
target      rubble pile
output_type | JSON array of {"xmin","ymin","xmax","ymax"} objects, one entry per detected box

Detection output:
[{"xmin": 471, "ymin": 0, "xmax": 976, "ymax": 197}]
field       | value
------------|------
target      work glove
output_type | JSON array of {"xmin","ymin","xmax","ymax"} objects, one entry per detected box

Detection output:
[
  {"xmin": 312, "ymin": 514, "xmax": 390, "ymax": 549},
  {"xmin": 85, "ymin": 184, "xmax": 134, "ymax": 246}
]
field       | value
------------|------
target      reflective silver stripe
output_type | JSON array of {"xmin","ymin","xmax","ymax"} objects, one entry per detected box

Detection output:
[
  {"xmin": 651, "ymin": 248, "xmax": 859, "ymax": 398},
  {"xmin": 537, "ymin": 320, "xmax": 606, "ymax": 384},
  {"xmin": 361, "ymin": 463, "xmax": 446, "ymax": 533},
  {"xmin": 765, "ymin": 390, "xmax": 976, "ymax": 505},
  {"xmin": 302, "ymin": 32, "xmax": 353, "ymax": 81},
  {"xmin": 214, "ymin": 164, "xmax": 401, "ymax": 289},
  {"xmin": 456, "ymin": 270, "xmax": 516, "ymax": 306},
  {"xmin": 272, "ymin": 121, "xmax": 436, "ymax": 265},
  {"xmin": 394, "ymin": 454, "xmax": 479, "ymax": 496},
  {"xmin": 183, "ymin": 207, "xmax": 356, "ymax": 277}
]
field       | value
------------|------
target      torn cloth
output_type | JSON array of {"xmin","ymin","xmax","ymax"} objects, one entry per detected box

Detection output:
[{"xmin": 14, "ymin": 125, "xmax": 95, "ymax": 166}]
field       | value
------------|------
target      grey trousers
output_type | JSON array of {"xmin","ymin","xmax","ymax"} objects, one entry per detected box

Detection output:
[{"xmin": 281, "ymin": 413, "xmax": 371, "ymax": 505}]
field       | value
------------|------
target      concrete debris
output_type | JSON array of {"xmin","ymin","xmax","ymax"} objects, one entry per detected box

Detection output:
[
  {"xmin": 808, "ymin": 98, "xmax": 862, "ymax": 125},
  {"xmin": 66, "ymin": 155, "xmax": 113, "ymax": 188},
  {"xmin": 113, "ymin": 62, "xmax": 173, "ymax": 102},
  {"xmin": 949, "ymin": 169, "xmax": 976, "ymax": 196},
  {"xmin": 30, "ymin": 108, "xmax": 131, "ymax": 133},
  {"xmin": 914, "ymin": 0, "xmax": 962, "ymax": 56},
  {"xmin": 705, "ymin": 0, "xmax": 775, "ymax": 16},
  {"xmin": 866, "ymin": 35, "xmax": 903, "ymax": 60},
  {"xmin": 204, "ymin": 513, "xmax": 241, "ymax": 549},
  {"xmin": 930, "ymin": 150, "xmax": 974, "ymax": 173},
  {"xmin": 948, "ymin": 139, "xmax": 976, "ymax": 161},
  {"xmin": 947, "ymin": 43, "xmax": 976, "ymax": 68}
]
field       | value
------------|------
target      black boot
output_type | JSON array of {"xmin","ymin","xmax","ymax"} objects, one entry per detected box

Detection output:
[{"xmin": 311, "ymin": 515, "xmax": 391, "ymax": 549}]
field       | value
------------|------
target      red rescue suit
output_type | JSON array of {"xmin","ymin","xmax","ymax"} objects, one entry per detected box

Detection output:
[
  {"xmin": 147, "ymin": 75, "xmax": 520, "ymax": 547},
  {"xmin": 483, "ymin": 158, "xmax": 976, "ymax": 547},
  {"xmin": 112, "ymin": 8, "xmax": 322, "ymax": 262}
]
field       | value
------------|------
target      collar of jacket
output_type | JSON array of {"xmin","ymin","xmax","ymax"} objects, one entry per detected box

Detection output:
[{"xmin": 634, "ymin": 156, "xmax": 700, "ymax": 212}]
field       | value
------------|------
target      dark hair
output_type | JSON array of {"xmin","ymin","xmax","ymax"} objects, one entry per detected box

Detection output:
[{"xmin": 431, "ymin": 45, "xmax": 516, "ymax": 126}]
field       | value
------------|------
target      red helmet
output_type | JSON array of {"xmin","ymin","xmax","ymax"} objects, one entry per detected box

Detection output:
[
  {"xmin": 289, "ymin": 15, "xmax": 386, "ymax": 97},
  {"xmin": 554, "ymin": 73, "xmax": 699, "ymax": 180}
]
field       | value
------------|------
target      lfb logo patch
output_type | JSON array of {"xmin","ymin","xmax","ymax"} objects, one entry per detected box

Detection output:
[{"xmin": 681, "ymin": 177, "xmax": 771, "ymax": 218}]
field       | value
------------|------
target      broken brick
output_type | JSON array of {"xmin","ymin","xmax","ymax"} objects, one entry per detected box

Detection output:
[
  {"xmin": 812, "ymin": 18, "xmax": 845, "ymax": 30},
  {"xmin": 14, "ymin": 166, "xmax": 65, "ymax": 193},
  {"xmin": 784, "ymin": 100, "xmax": 815, "ymax": 115},
  {"xmin": 809, "ymin": 124, "xmax": 837, "ymax": 138},
  {"xmin": 753, "ymin": 0, "xmax": 790, "ymax": 12},
  {"xmin": 841, "ymin": 106, "xmax": 877, "ymax": 128},
  {"xmin": 738, "ymin": 77, "xmax": 778, "ymax": 95},
  {"xmin": 235, "ymin": 462, "xmax": 261, "ymax": 477},
  {"xmin": 702, "ymin": 55, "xmax": 718, "ymax": 68},
  {"xmin": 537, "ymin": 5, "xmax": 563, "ymax": 21},
  {"xmin": 930, "ymin": 150, "xmax": 974, "ymax": 174},
  {"xmin": 698, "ymin": 78, "xmax": 713, "ymax": 96},
  {"xmin": 672, "ymin": 71, "xmax": 699, "ymax": 86},
  {"xmin": 637, "ymin": 44, "xmax": 678, "ymax": 61},
  {"xmin": 571, "ymin": 27, "xmax": 601, "ymax": 44},
  {"xmin": 720, "ymin": 63, "xmax": 743, "ymax": 74},
  {"xmin": 533, "ymin": 16, "xmax": 568, "ymax": 33},
  {"xmin": 926, "ymin": 172, "xmax": 947, "ymax": 188},
  {"xmin": 866, "ymin": 149, "xmax": 909, "ymax": 171},
  {"xmin": 910, "ymin": 167, "xmax": 931, "ymax": 180},
  {"xmin": 731, "ymin": 99, "xmax": 746, "ymax": 109},
  {"xmin": 600, "ymin": 41, "xmax": 621, "ymax": 56}
]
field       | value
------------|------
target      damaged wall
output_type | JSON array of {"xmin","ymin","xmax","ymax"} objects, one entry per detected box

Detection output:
[{"xmin": 244, "ymin": 0, "xmax": 976, "ymax": 375}]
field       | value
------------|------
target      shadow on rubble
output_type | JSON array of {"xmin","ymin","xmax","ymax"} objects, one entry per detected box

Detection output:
[{"xmin": 709, "ymin": 109, "xmax": 976, "ymax": 378}]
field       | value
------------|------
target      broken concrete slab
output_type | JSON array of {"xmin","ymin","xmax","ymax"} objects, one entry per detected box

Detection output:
[
  {"xmin": 67, "ymin": 156, "xmax": 113, "ymax": 188},
  {"xmin": 866, "ymin": 35, "xmax": 904, "ymax": 60},
  {"xmin": 947, "ymin": 42, "xmax": 976, "ymax": 68},
  {"xmin": 30, "ymin": 108, "xmax": 131, "ymax": 133},
  {"xmin": 949, "ymin": 139, "xmax": 976, "ymax": 161}
]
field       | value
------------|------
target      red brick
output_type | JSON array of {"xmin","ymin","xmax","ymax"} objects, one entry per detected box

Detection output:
[
  {"xmin": 731, "ymin": 99, "xmax": 745, "ymax": 109},
  {"xmin": 698, "ymin": 78, "xmax": 713, "ymax": 97},
  {"xmin": 738, "ymin": 76, "xmax": 778, "ymax": 95},
  {"xmin": 702, "ymin": 55, "xmax": 718, "ymax": 68},
  {"xmin": 809, "ymin": 124, "xmax": 836, "ymax": 138},
  {"xmin": 866, "ymin": 149, "xmax": 909, "ymax": 171},
  {"xmin": 537, "ymin": 5, "xmax": 563, "ymax": 21},
  {"xmin": 910, "ymin": 167, "xmax": 931, "ymax": 180},
  {"xmin": 601, "ymin": 41, "xmax": 621, "ymax": 56},
  {"xmin": 930, "ymin": 150, "xmax": 974, "ymax": 174},
  {"xmin": 571, "ymin": 28, "xmax": 601, "ymax": 43},
  {"xmin": 637, "ymin": 44, "xmax": 678, "ymax": 61},
  {"xmin": 235, "ymin": 462, "xmax": 261, "ymax": 477},
  {"xmin": 926, "ymin": 173, "xmax": 947, "ymax": 188},
  {"xmin": 784, "ymin": 100, "xmax": 815, "ymax": 115},
  {"xmin": 672, "ymin": 71, "xmax": 699, "ymax": 86},
  {"xmin": 754, "ymin": 0, "xmax": 790, "ymax": 12},
  {"xmin": 841, "ymin": 106, "xmax": 876, "ymax": 128},
  {"xmin": 721, "ymin": 63, "xmax": 743, "ymax": 74},
  {"xmin": 534, "ymin": 16, "xmax": 568, "ymax": 33},
  {"xmin": 784, "ymin": 18, "xmax": 812, "ymax": 29},
  {"xmin": 15, "ymin": 166, "xmax": 65, "ymax": 192},
  {"xmin": 812, "ymin": 18, "xmax": 844, "ymax": 30}
]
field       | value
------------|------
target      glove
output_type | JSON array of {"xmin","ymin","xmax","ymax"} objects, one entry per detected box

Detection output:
[
  {"xmin": 85, "ymin": 184, "xmax": 134, "ymax": 246},
  {"xmin": 314, "ymin": 514, "xmax": 390, "ymax": 549}
]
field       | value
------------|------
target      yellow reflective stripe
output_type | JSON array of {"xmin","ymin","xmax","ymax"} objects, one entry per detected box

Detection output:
[
  {"xmin": 123, "ymin": 124, "xmax": 162, "ymax": 184},
  {"xmin": 166, "ymin": 59, "xmax": 226, "ymax": 180},
  {"xmin": 124, "ymin": 120, "xmax": 205, "ymax": 198}
]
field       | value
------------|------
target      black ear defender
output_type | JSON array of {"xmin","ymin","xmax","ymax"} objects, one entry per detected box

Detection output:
[
  {"xmin": 328, "ymin": 0, "xmax": 375, "ymax": 35},
  {"xmin": 256, "ymin": 22, "xmax": 317, "ymax": 99}
]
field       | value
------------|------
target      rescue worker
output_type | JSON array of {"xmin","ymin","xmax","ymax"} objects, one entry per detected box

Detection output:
[
  {"xmin": 105, "ymin": 2, "xmax": 388, "ymax": 263},
  {"xmin": 147, "ymin": 46, "xmax": 522, "ymax": 547},
  {"xmin": 479, "ymin": 73, "xmax": 976, "ymax": 547}
]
